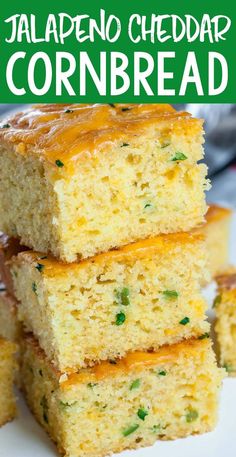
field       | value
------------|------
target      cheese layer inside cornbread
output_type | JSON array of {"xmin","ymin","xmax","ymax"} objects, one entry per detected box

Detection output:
[
  {"xmin": 12, "ymin": 232, "xmax": 209, "ymax": 371},
  {"xmin": 21, "ymin": 337, "xmax": 224, "ymax": 457},
  {"xmin": 0, "ymin": 338, "xmax": 17, "ymax": 426},
  {"xmin": 215, "ymin": 269, "xmax": 236, "ymax": 374},
  {"xmin": 0, "ymin": 104, "xmax": 209, "ymax": 262}
]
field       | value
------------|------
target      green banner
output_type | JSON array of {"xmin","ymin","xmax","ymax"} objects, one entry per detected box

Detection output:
[{"xmin": 0, "ymin": 0, "xmax": 235, "ymax": 102}]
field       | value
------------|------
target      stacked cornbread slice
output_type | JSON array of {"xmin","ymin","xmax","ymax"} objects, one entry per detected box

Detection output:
[
  {"xmin": 0, "ymin": 237, "xmax": 20, "ymax": 418},
  {"xmin": 11, "ymin": 233, "xmax": 210, "ymax": 371},
  {"xmin": 196, "ymin": 205, "xmax": 232, "ymax": 279},
  {"xmin": 0, "ymin": 338, "xmax": 17, "ymax": 427},
  {"xmin": 0, "ymin": 104, "xmax": 209, "ymax": 262},
  {"xmin": 0, "ymin": 104, "xmax": 224, "ymax": 456},
  {"xmin": 214, "ymin": 269, "xmax": 236, "ymax": 374},
  {"xmin": 21, "ymin": 337, "xmax": 222, "ymax": 457},
  {"xmin": 0, "ymin": 235, "xmax": 24, "ymax": 344}
]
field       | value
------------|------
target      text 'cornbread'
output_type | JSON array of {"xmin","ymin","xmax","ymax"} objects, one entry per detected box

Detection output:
[
  {"xmin": 12, "ymin": 232, "xmax": 209, "ymax": 371},
  {"xmin": 0, "ymin": 338, "xmax": 17, "ymax": 426},
  {"xmin": 0, "ymin": 104, "xmax": 209, "ymax": 262},
  {"xmin": 21, "ymin": 337, "xmax": 224, "ymax": 457},
  {"xmin": 214, "ymin": 269, "xmax": 236, "ymax": 375}
]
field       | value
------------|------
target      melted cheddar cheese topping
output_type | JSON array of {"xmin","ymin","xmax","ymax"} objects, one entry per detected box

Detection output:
[
  {"xmin": 60, "ymin": 339, "xmax": 208, "ymax": 388},
  {"xmin": 15, "ymin": 231, "xmax": 203, "ymax": 277},
  {"xmin": 0, "ymin": 104, "xmax": 202, "ymax": 166}
]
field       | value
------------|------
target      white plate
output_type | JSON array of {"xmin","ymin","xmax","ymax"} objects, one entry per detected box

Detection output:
[{"xmin": 1, "ymin": 213, "xmax": 236, "ymax": 457}]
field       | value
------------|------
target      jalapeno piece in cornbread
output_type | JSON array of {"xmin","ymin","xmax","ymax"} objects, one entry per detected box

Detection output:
[
  {"xmin": 0, "ymin": 104, "xmax": 209, "ymax": 262},
  {"xmin": 21, "ymin": 336, "xmax": 224, "ymax": 457},
  {"xmin": 11, "ymin": 231, "xmax": 209, "ymax": 371}
]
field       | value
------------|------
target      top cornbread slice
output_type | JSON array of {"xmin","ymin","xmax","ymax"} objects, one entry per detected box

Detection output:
[{"xmin": 0, "ymin": 104, "xmax": 209, "ymax": 262}]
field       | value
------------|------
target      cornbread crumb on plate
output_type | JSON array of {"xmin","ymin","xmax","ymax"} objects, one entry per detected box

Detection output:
[
  {"xmin": 214, "ymin": 269, "xmax": 236, "ymax": 375},
  {"xmin": 21, "ymin": 336, "xmax": 224, "ymax": 457},
  {"xmin": 0, "ymin": 104, "xmax": 209, "ymax": 262},
  {"xmin": 197, "ymin": 205, "xmax": 232, "ymax": 279},
  {"xmin": 0, "ymin": 338, "xmax": 17, "ymax": 426},
  {"xmin": 12, "ymin": 232, "xmax": 209, "ymax": 371}
]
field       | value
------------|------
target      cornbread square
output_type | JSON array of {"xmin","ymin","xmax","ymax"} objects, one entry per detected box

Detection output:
[
  {"xmin": 214, "ymin": 269, "xmax": 236, "ymax": 374},
  {"xmin": 0, "ymin": 291, "xmax": 21, "ymax": 342},
  {"xmin": 197, "ymin": 205, "xmax": 232, "ymax": 279},
  {"xmin": 12, "ymin": 232, "xmax": 209, "ymax": 371},
  {"xmin": 0, "ymin": 233, "xmax": 26, "ymax": 296},
  {"xmin": 0, "ymin": 338, "xmax": 17, "ymax": 426},
  {"xmin": 0, "ymin": 104, "xmax": 209, "ymax": 262},
  {"xmin": 21, "ymin": 336, "xmax": 223, "ymax": 457}
]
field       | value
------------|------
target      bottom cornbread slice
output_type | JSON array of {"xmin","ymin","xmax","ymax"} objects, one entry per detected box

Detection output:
[
  {"xmin": 21, "ymin": 337, "xmax": 224, "ymax": 457},
  {"xmin": 0, "ymin": 338, "xmax": 17, "ymax": 426}
]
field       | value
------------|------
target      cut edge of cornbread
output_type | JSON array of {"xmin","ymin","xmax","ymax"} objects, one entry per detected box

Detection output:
[
  {"xmin": 0, "ymin": 233, "xmax": 28, "ymax": 295},
  {"xmin": 202, "ymin": 205, "xmax": 232, "ymax": 278},
  {"xmin": 21, "ymin": 335, "xmax": 224, "ymax": 457},
  {"xmin": 0, "ymin": 290, "xmax": 21, "ymax": 342},
  {"xmin": 12, "ymin": 232, "xmax": 210, "ymax": 371},
  {"xmin": 0, "ymin": 338, "xmax": 17, "ymax": 426},
  {"xmin": 214, "ymin": 268, "xmax": 236, "ymax": 375},
  {"xmin": 0, "ymin": 104, "xmax": 209, "ymax": 262}
]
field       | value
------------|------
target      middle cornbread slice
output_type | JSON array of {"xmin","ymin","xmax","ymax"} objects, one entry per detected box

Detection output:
[{"xmin": 11, "ymin": 231, "xmax": 209, "ymax": 372}]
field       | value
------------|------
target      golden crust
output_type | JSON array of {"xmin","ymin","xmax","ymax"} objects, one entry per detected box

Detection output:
[
  {"xmin": 24, "ymin": 333, "xmax": 209, "ymax": 386},
  {"xmin": 0, "ymin": 104, "xmax": 203, "ymax": 166},
  {"xmin": 63, "ymin": 339, "xmax": 209, "ymax": 388},
  {"xmin": 13, "ymin": 231, "xmax": 204, "ymax": 278}
]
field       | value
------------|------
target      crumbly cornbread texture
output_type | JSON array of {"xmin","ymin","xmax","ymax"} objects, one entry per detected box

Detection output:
[
  {"xmin": 0, "ymin": 290, "xmax": 21, "ymax": 342},
  {"xmin": 198, "ymin": 205, "xmax": 232, "ymax": 278},
  {"xmin": 214, "ymin": 269, "xmax": 236, "ymax": 374},
  {"xmin": 12, "ymin": 232, "xmax": 209, "ymax": 371},
  {"xmin": 21, "ymin": 336, "xmax": 223, "ymax": 457},
  {"xmin": 0, "ymin": 338, "xmax": 17, "ymax": 426},
  {"xmin": 0, "ymin": 104, "xmax": 209, "ymax": 262}
]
